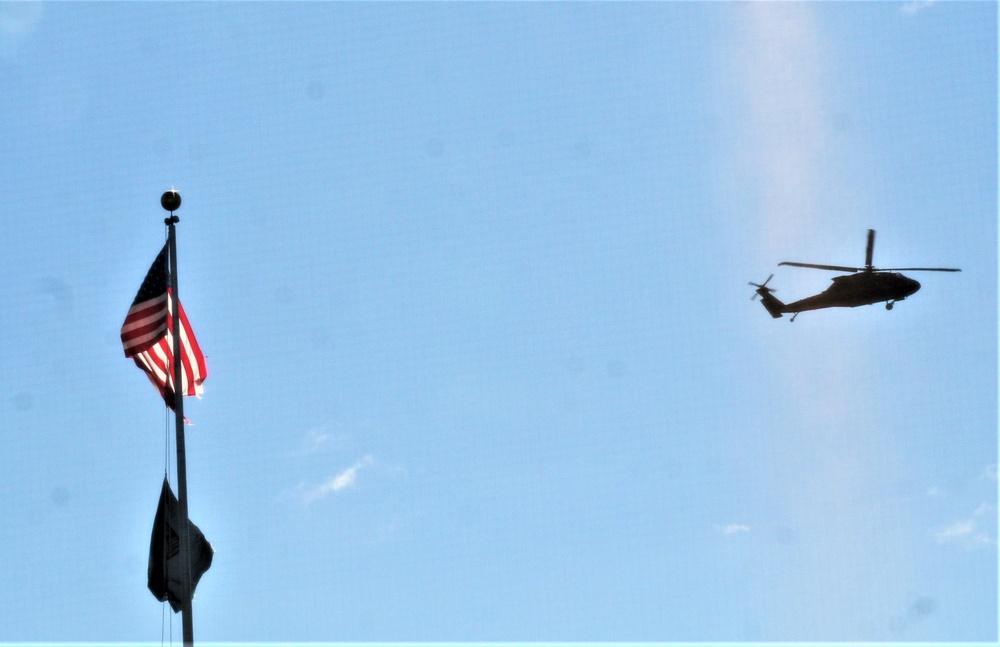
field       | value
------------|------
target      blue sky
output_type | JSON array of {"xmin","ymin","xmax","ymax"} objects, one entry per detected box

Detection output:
[{"xmin": 0, "ymin": 1, "xmax": 995, "ymax": 643}]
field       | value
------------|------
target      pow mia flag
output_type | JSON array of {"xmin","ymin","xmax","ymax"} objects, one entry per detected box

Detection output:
[{"xmin": 148, "ymin": 478, "xmax": 214, "ymax": 612}]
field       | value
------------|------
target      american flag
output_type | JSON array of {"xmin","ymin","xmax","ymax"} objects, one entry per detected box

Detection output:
[{"xmin": 120, "ymin": 243, "xmax": 207, "ymax": 409}]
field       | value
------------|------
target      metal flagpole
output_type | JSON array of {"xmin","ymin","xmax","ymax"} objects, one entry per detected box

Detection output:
[{"xmin": 162, "ymin": 190, "xmax": 195, "ymax": 646}]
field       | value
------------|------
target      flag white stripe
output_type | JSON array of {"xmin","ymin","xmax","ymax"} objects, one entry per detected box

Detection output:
[{"xmin": 122, "ymin": 250, "xmax": 207, "ymax": 407}]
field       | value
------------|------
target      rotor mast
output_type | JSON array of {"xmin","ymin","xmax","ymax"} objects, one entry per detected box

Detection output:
[{"xmin": 864, "ymin": 229, "xmax": 875, "ymax": 271}]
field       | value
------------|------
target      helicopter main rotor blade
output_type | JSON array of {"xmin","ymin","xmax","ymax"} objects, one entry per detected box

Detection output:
[
  {"xmin": 865, "ymin": 229, "xmax": 875, "ymax": 270},
  {"xmin": 778, "ymin": 262, "xmax": 862, "ymax": 272},
  {"xmin": 879, "ymin": 267, "xmax": 962, "ymax": 272}
]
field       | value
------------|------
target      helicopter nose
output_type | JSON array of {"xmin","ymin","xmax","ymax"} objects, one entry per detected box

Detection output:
[{"xmin": 905, "ymin": 277, "xmax": 921, "ymax": 296}]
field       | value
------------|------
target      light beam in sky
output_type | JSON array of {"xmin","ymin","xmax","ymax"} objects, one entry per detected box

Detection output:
[{"xmin": 723, "ymin": 3, "xmax": 916, "ymax": 638}]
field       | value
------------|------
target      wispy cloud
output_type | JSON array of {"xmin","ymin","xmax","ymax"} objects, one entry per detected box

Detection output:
[
  {"xmin": 718, "ymin": 523, "xmax": 751, "ymax": 536},
  {"xmin": 935, "ymin": 503, "xmax": 996, "ymax": 549},
  {"xmin": 901, "ymin": 0, "xmax": 935, "ymax": 16},
  {"xmin": 330, "ymin": 456, "xmax": 373, "ymax": 490},
  {"xmin": 302, "ymin": 426, "xmax": 330, "ymax": 454},
  {"xmin": 0, "ymin": 2, "xmax": 43, "ymax": 37},
  {"xmin": 301, "ymin": 455, "xmax": 375, "ymax": 504},
  {"xmin": 294, "ymin": 424, "xmax": 354, "ymax": 456},
  {"xmin": 925, "ymin": 485, "xmax": 945, "ymax": 499},
  {"xmin": 935, "ymin": 519, "xmax": 977, "ymax": 543},
  {"xmin": 0, "ymin": 2, "xmax": 43, "ymax": 60}
]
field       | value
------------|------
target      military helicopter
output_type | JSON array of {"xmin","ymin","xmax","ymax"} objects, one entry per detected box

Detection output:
[{"xmin": 751, "ymin": 229, "xmax": 960, "ymax": 321}]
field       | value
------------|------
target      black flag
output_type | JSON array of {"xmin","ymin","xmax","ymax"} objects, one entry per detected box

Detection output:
[{"xmin": 148, "ymin": 478, "xmax": 214, "ymax": 612}]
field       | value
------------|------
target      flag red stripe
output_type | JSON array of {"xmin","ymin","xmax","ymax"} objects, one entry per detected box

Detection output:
[
  {"xmin": 164, "ymin": 294, "xmax": 207, "ymax": 395},
  {"xmin": 178, "ymin": 303, "xmax": 207, "ymax": 385},
  {"xmin": 122, "ymin": 255, "xmax": 207, "ymax": 409},
  {"xmin": 121, "ymin": 304, "xmax": 166, "ymax": 333},
  {"xmin": 121, "ymin": 293, "xmax": 170, "ymax": 356},
  {"xmin": 122, "ymin": 325, "xmax": 168, "ymax": 355}
]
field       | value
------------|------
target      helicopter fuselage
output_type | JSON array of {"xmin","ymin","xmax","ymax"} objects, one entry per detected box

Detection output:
[{"xmin": 784, "ymin": 271, "xmax": 921, "ymax": 313}]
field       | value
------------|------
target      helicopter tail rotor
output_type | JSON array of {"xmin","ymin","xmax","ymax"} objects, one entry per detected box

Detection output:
[
  {"xmin": 750, "ymin": 274, "xmax": 786, "ymax": 318},
  {"xmin": 749, "ymin": 274, "xmax": 775, "ymax": 300}
]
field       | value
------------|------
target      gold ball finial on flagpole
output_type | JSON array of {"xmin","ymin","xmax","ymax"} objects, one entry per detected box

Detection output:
[{"xmin": 161, "ymin": 190, "xmax": 182, "ymax": 213}]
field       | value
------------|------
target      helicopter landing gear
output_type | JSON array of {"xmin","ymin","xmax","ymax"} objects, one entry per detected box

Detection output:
[
  {"xmin": 886, "ymin": 301, "xmax": 894, "ymax": 310},
  {"xmin": 790, "ymin": 312, "xmax": 800, "ymax": 322}
]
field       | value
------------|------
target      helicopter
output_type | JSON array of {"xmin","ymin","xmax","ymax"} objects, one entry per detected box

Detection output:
[{"xmin": 751, "ymin": 229, "xmax": 960, "ymax": 321}]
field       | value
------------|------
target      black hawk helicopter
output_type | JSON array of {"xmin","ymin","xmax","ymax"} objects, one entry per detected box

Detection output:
[{"xmin": 751, "ymin": 229, "xmax": 960, "ymax": 321}]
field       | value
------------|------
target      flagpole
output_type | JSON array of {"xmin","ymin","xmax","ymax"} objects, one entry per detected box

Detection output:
[{"xmin": 163, "ymin": 190, "xmax": 195, "ymax": 647}]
